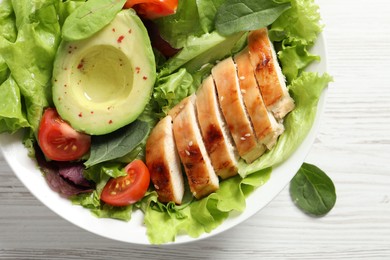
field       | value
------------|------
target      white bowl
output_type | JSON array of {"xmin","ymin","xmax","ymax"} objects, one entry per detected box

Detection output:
[{"xmin": 0, "ymin": 33, "xmax": 327, "ymax": 245}]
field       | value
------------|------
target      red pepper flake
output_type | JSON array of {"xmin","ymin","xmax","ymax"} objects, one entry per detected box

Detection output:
[
  {"xmin": 135, "ymin": 67, "xmax": 140, "ymax": 74},
  {"xmin": 143, "ymin": 76, "xmax": 148, "ymax": 80},
  {"xmin": 112, "ymin": 28, "xmax": 116, "ymax": 32},
  {"xmin": 78, "ymin": 112, "xmax": 83, "ymax": 117},
  {"xmin": 77, "ymin": 59, "xmax": 84, "ymax": 69},
  {"xmin": 90, "ymin": 111, "xmax": 94, "ymax": 114},
  {"xmin": 117, "ymin": 35, "xmax": 125, "ymax": 43},
  {"xmin": 108, "ymin": 120, "xmax": 113, "ymax": 124}
]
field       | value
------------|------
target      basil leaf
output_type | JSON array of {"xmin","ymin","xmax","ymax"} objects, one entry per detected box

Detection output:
[
  {"xmin": 290, "ymin": 163, "xmax": 336, "ymax": 216},
  {"xmin": 84, "ymin": 120, "xmax": 150, "ymax": 167},
  {"xmin": 215, "ymin": 0, "xmax": 291, "ymax": 36},
  {"xmin": 62, "ymin": 0, "xmax": 127, "ymax": 41}
]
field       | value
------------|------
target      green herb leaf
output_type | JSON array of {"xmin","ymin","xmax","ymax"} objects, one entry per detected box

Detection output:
[
  {"xmin": 215, "ymin": 0, "xmax": 291, "ymax": 36},
  {"xmin": 84, "ymin": 120, "xmax": 150, "ymax": 167},
  {"xmin": 290, "ymin": 163, "xmax": 336, "ymax": 216},
  {"xmin": 62, "ymin": 0, "xmax": 127, "ymax": 41}
]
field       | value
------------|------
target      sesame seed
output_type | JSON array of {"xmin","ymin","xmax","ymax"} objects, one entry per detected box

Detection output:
[
  {"xmin": 245, "ymin": 133, "xmax": 251, "ymax": 137},
  {"xmin": 185, "ymin": 150, "xmax": 191, "ymax": 156},
  {"xmin": 240, "ymin": 137, "xmax": 246, "ymax": 141},
  {"xmin": 239, "ymin": 76, "xmax": 245, "ymax": 80},
  {"xmin": 188, "ymin": 141, "xmax": 193, "ymax": 147},
  {"xmin": 241, "ymin": 89, "xmax": 247, "ymax": 94},
  {"xmin": 220, "ymin": 96, "xmax": 224, "ymax": 102}
]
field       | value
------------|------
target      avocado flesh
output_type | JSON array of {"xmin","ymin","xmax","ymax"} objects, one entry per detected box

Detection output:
[{"xmin": 53, "ymin": 10, "xmax": 156, "ymax": 135}]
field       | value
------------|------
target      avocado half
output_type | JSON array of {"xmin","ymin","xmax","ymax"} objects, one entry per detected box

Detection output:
[{"xmin": 52, "ymin": 10, "xmax": 156, "ymax": 135}]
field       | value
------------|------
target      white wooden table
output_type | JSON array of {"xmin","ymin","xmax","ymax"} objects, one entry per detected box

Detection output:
[{"xmin": 1, "ymin": 0, "xmax": 390, "ymax": 258}]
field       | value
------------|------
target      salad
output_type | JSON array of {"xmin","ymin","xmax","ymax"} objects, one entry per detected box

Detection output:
[{"xmin": 0, "ymin": 0, "xmax": 332, "ymax": 244}]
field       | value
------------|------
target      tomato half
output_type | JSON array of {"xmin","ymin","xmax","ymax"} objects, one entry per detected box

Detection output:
[
  {"xmin": 124, "ymin": 0, "xmax": 178, "ymax": 20},
  {"xmin": 38, "ymin": 108, "xmax": 91, "ymax": 161},
  {"xmin": 101, "ymin": 160, "xmax": 150, "ymax": 206}
]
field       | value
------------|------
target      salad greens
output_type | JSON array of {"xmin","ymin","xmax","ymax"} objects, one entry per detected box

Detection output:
[
  {"xmin": 0, "ymin": 0, "xmax": 333, "ymax": 244},
  {"xmin": 215, "ymin": 0, "xmax": 291, "ymax": 36},
  {"xmin": 84, "ymin": 120, "xmax": 150, "ymax": 167},
  {"xmin": 290, "ymin": 163, "xmax": 336, "ymax": 216},
  {"xmin": 62, "ymin": 0, "xmax": 127, "ymax": 41}
]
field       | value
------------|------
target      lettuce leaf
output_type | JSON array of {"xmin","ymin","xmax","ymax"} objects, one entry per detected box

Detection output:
[
  {"xmin": 270, "ymin": 0, "xmax": 323, "ymax": 45},
  {"xmin": 196, "ymin": 0, "xmax": 225, "ymax": 33},
  {"xmin": 0, "ymin": 76, "xmax": 30, "ymax": 133},
  {"xmin": 160, "ymin": 31, "xmax": 246, "ymax": 76},
  {"xmin": 0, "ymin": 0, "xmax": 62, "ymax": 133},
  {"xmin": 155, "ymin": 0, "xmax": 205, "ymax": 49},
  {"xmin": 143, "ymin": 168, "xmax": 271, "ymax": 244},
  {"xmin": 238, "ymin": 72, "xmax": 333, "ymax": 177},
  {"xmin": 0, "ymin": 0, "xmax": 84, "ymax": 134},
  {"xmin": 278, "ymin": 42, "xmax": 320, "ymax": 83}
]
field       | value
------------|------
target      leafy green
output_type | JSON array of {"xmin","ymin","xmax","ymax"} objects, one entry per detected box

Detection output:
[
  {"xmin": 152, "ymin": 68, "xmax": 195, "ymax": 117},
  {"xmin": 290, "ymin": 163, "xmax": 336, "ymax": 216},
  {"xmin": 62, "ymin": 0, "xmax": 127, "ymax": 41},
  {"xmin": 270, "ymin": 0, "xmax": 322, "ymax": 45},
  {"xmin": 72, "ymin": 162, "xmax": 132, "ymax": 221},
  {"xmin": 143, "ymin": 168, "xmax": 271, "ymax": 244},
  {"xmin": 84, "ymin": 120, "xmax": 150, "ymax": 167},
  {"xmin": 0, "ymin": 76, "xmax": 30, "ymax": 133},
  {"xmin": 215, "ymin": 0, "xmax": 291, "ymax": 36},
  {"xmin": 155, "ymin": 0, "xmax": 205, "ymax": 49},
  {"xmin": 278, "ymin": 42, "xmax": 320, "ymax": 82},
  {"xmin": 0, "ymin": 0, "xmax": 62, "ymax": 134},
  {"xmin": 196, "ymin": 0, "xmax": 225, "ymax": 33},
  {"xmin": 238, "ymin": 72, "xmax": 333, "ymax": 177},
  {"xmin": 160, "ymin": 31, "xmax": 246, "ymax": 76}
]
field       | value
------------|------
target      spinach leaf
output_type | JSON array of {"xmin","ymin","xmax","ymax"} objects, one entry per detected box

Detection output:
[
  {"xmin": 62, "ymin": 0, "xmax": 127, "ymax": 41},
  {"xmin": 84, "ymin": 120, "xmax": 150, "ymax": 167},
  {"xmin": 215, "ymin": 0, "xmax": 291, "ymax": 36},
  {"xmin": 290, "ymin": 163, "xmax": 336, "ymax": 216}
]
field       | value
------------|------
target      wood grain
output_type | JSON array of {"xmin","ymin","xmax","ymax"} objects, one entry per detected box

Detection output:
[{"xmin": 1, "ymin": 0, "xmax": 390, "ymax": 258}]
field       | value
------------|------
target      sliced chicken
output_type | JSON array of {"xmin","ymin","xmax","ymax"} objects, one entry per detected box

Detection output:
[
  {"xmin": 172, "ymin": 95, "xmax": 219, "ymax": 199},
  {"xmin": 146, "ymin": 115, "xmax": 184, "ymax": 204},
  {"xmin": 211, "ymin": 57, "xmax": 266, "ymax": 163},
  {"xmin": 196, "ymin": 75, "xmax": 238, "ymax": 179},
  {"xmin": 234, "ymin": 48, "xmax": 284, "ymax": 149},
  {"xmin": 248, "ymin": 28, "xmax": 295, "ymax": 119}
]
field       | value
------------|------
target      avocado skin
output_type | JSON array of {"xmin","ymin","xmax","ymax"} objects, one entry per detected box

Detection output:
[{"xmin": 52, "ymin": 9, "xmax": 156, "ymax": 135}]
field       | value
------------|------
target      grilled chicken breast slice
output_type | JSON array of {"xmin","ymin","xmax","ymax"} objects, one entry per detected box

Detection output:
[
  {"xmin": 172, "ymin": 95, "xmax": 219, "ymax": 199},
  {"xmin": 196, "ymin": 76, "xmax": 238, "ymax": 179},
  {"xmin": 212, "ymin": 57, "xmax": 266, "ymax": 163},
  {"xmin": 234, "ymin": 48, "xmax": 284, "ymax": 149},
  {"xmin": 146, "ymin": 115, "xmax": 184, "ymax": 204},
  {"xmin": 248, "ymin": 28, "xmax": 295, "ymax": 119}
]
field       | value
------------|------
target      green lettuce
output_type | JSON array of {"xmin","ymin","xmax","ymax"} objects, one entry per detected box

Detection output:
[
  {"xmin": 270, "ymin": 0, "xmax": 323, "ymax": 45},
  {"xmin": 155, "ymin": 0, "xmax": 205, "ymax": 49},
  {"xmin": 143, "ymin": 168, "xmax": 271, "ymax": 244},
  {"xmin": 0, "ymin": 0, "xmax": 86, "ymax": 134}
]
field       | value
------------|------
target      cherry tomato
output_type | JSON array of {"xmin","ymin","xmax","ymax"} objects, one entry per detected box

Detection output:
[
  {"xmin": 124, "ymin": 0, "xmax": 178, "ymax": 20},
  {"xmin": 38, "ymin": 108, "xmax": 91, "ymax": 161},
  {"xmin": 101, "ymin": 160, "xmax": 150, "ymax": 206}
]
